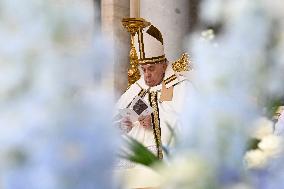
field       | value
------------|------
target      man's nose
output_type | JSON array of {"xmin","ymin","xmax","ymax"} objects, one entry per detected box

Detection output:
[{"xmin": 145, "ymin": 71, "xmax": 151, "ymax": 78}]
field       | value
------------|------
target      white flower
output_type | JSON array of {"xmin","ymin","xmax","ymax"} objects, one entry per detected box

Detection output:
[
  {"xmin": 201, "ymin": 29, "xmax": 215, "ymax": 41},
  {"xmin": 121, "ymin": 154, "xmax": 214, "ymax": 189},
  {"xmin": 258, "ymin": 135, "xmax": 283, "ymax": 157},
  {"xmin": 120, "ymin": 164, "xmax": 161, "ymax": 189},
  {"xmin": 157, "ymin": 154, "xmax": 214, "ymax": 189},
  {"xmin": 245, "ymin": 135, "xmax": 283, "ymax": 170},
  {"xmin": 244, "ymin": 149, "xmax": 268, "ymax": 169},
  {"xmin": 251, "ymin": 117, "xmax": 274, "ymax": 140}
]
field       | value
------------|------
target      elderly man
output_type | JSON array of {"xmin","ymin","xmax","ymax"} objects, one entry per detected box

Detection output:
[{"xmin": 115, "ymin": 20, "xmax": 191, "ymax": 188}]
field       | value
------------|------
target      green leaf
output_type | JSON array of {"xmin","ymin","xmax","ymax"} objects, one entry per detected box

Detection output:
[{"xmin": 119, "ymin": 136, "xmax": 161, "ymax": 167}]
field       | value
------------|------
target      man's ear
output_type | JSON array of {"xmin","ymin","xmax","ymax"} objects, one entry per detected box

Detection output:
[
  {"xmin": 163, "ymin": 62, "xmax": 167, "ymax": 71},
  {"xmin": 138, "ymin": 65, "xmax": 143, "ymax": 75}
]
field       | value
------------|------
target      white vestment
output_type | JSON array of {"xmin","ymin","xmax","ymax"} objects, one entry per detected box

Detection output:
[{"xmin": 114, "ymin": 64, "xmax": 191, "ymax": 188}]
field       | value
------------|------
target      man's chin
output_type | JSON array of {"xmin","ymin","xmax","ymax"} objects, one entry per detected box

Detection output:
[{"xmin": 145, "ymin": 81, "xmax": 155, "ymax": 87}]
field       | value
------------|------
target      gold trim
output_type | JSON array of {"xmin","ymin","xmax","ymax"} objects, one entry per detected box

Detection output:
[
  {"xmin": 172, "ymin": 79, "xmax": 188, "ymax": 87},
  {"xmin": 135, "ymin": 82, "xmax": 143, "ymax": 90},
  {"xmin": 139, "ymin": 89, "xmax": 147, "ymax": 98},
  {"xmin": 141, "ymin": 54, "xmax": 165, "ymax": 61},
  {"xmin": 138, "ymin": 29, "xmax": 145, "ymax": 59},
  {"xmin": 139, "ymin": 54, "xmax": 166, "ymax": 65},
  {"xmin": 122, "ymin": 18, "xmax": 151, "ymax": 34},
  {"xmin": 164, "ymin": 74, "xmax": 177, "ymax": 84},
  {"xmin": 149, "ymin": 91, "xmax": 163, "ymax": 160},
  {"xmin": 165, "ymin": 74, "xmax": 176, "ymax": 81},
  {"xmin": 165, "ymin": 76, "xmax": 177, "ymax": 85}
]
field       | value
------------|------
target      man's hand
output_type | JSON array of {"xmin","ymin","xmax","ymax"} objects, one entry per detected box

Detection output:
[
  {"xmin": 138, "ymin": 115, "xmax": 152, "ymax": 129},
  {"xmin": 120, "ymin": 117, "xmax": 133, "ymax": 133}
]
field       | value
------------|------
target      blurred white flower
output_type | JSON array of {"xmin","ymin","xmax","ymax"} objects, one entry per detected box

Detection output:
[
  {"xmin": 183, "ymin": 0, "xmax": 284, "ymax": 188},
  {"xmin": 251, "ymin": 117, "xmax": 274, "ymax": 140},
  {"xmin": 244, "ymin": 130, "xmax": 283, "ymax": 170},
  {"xmin": 244, "ymin": 118, "xmax": 283, "ymax": 171},
  {"xmin": 157, "ymin": 154, "xmax": 215, "ymax": 189},
  {"xmin": 244, "ymin": 149, "xmax": 268, "ymax": 169},
  {"xmin": 258, "ymin": 135, "xmax": 283, "ymax": 157},
  {"xmin": 201, "ymin": 29, "xmax": 215, "ymax": 41},
  {"xmin": 0, "ymin": 0, "xmax": 119, "ymax": 189}
]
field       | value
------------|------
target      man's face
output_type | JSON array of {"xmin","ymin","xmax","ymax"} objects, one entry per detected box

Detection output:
[{"xmin": 140, "ymin": 62, "xmax": 167, "ymax": 87}]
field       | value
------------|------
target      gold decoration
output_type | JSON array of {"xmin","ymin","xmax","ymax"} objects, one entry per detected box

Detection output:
[
  {"xmin": 172, "ymin": 53, "xmax": 192, "ymax": 72},
  {"xmin": 164, "ymin": 74, "xmax": 177, "ymax": 85},
  {"xmin": 139, "ymin": 54, "xmax": 166, "ymax": 65},
  {"xmin": 149, "ymin": 91, "xmax": 163, "ymax": 160},
  {"xmin": 122, "ymin": 18, "xmax": 151, "ymax": 86}
]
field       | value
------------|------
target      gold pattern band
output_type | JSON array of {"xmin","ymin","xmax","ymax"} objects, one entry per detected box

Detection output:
[
  {"xmin": 138, "ymin": 88, "xmax": 147, "ymax": 97},
  {"xmin": 164, "ymin": 74, "xmax": 177, "ymax": 85},
  {"xmin": 139, "ymin": 54, "xmax": 166, "ymax": 65},
  {"xmin": 138, "ymin": 29, "xmax": 145, "ymax": 59},
  {"xmin": 136, "ymin": 82, "xmax": 143, "ymax": 90},
  {"xmin": 165, "ymin": 77, "xmax": 177, "ymax": 85},
  {"xmin": 172, "ymin": 79, "xmax": 188, "ymax": 87},
  {"xmin": 164, "ymin": 74, "xmax": 176, "ymax": 82},
  {"xmin": 149, "ymin": 91, "xmax": 163, "ymax": 160}
]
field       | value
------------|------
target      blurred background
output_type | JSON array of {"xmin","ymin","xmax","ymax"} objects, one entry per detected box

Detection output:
[{"xmin": 1, "ymin": 0, "xmax": 284, "ymax": 189}]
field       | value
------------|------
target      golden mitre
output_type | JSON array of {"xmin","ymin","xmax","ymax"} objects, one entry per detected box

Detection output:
[
  {"xmin": 133, "ymin": 21, "xmax": 191, "ymax": 72},
  {"xmin": 134, "ymin": 24, "xmax": 166, "ymax": 65}
]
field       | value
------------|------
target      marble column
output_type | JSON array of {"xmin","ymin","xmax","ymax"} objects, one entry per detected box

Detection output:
[
  {"xmin": 101, "ymin": 0, "xmax": 130, "ymax": 96},
  {"xmin": 140, "ymin": 0, "xmax": 190, "ymax": 62}
]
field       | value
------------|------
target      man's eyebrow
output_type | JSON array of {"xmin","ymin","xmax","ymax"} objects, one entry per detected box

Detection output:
[{"xmin": 141, "ymin": 66, "xmax": 153, "ymax": 70}]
